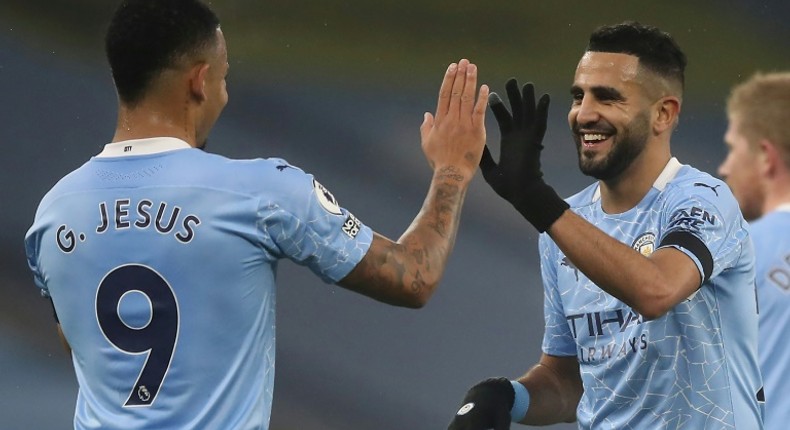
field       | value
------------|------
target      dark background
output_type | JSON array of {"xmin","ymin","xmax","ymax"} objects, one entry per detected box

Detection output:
[{"xmin": 1, "ymin": 1, "xmax": 788, "ymax": 428}]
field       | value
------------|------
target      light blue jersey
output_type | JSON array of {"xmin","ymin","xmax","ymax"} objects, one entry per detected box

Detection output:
[
  {"xmin": 540, "ymin": 158, "xmax": 764, "ymax": 429},
  {"xmin": 750, "ymin": 205, "xmax": 790, "ymax": 430},
  {"xmin": 25, "ymin": 137, "xmax": 372, "ymax": 430}
]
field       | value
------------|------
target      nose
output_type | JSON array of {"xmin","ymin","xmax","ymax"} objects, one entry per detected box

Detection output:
[{"xmin": 573, "ymin": 95, "xmax": 600, "ymax": 127}]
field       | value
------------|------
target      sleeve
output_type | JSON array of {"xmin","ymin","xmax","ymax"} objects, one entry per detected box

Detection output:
[
  {"xmin": 257, "ymin": 164, "xmax": 373, "ymax": 284},
  {"xmin": 25, "ymin": 198, "xmax": 64, "ymax": 324},
  {"xmin": 657, "ymin": 180, "xmax": 748, "ymax": 285},
  {"xmin": 24, "ymin": 219, "xmax": 50, "ymax": 298},
  {"xmin": 539, "ymin": 234, "xmax": 578, "ymax": 357}
]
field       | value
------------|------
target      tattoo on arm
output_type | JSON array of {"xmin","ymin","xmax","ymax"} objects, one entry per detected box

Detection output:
[
  {"xmin": 435, "ymin": 165, "xmax": 465, "ymax": 182},
  {"xmin": 427, "ymin": 181, "xmax": 461, "ymax": 238},
  {"xmin": 338, "ymin": 165, "xmax": 468, "ymax": 306}
]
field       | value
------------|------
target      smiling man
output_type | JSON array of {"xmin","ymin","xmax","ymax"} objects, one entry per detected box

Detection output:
[{"xmin": 448, "ymin": 22, "xmax": 764, "ymax": 429}]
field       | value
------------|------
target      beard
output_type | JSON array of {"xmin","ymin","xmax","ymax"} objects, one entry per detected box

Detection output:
[{"xmin": 574, "ymin": 111, "xmax": 651, "ymax": 181}]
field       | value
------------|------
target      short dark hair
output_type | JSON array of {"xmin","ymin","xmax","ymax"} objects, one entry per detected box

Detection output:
[
  {"xmin": 587, "ymin": 21, "xmax": 687, "ymax": 91},
  {"xmin": 105, "ymin": 0, "xmax": 221, "ymax": 105}
]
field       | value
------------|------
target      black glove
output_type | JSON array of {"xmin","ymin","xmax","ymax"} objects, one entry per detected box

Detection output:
[
  {"xmin": 448, "ymin": 377, "xmax": 515, "ymax": 430},
  {"xmin": 480, "ymin": 78, "xmax": 569, "ymax": 233}
]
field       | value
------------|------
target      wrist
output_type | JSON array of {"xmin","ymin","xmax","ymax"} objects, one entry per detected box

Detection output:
[
  {"xmin": 510, "ymin": 380, "xmax": 531, "ymax": 422},
  {"xmin": 433, "ymin": 165, "xmax": 472, "ymax": 186},
  {"xmin": 513, "ymin": 180, "xmax": 569, "ymax": 233}
]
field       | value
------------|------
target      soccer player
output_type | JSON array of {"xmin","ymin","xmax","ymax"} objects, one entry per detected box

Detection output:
[
  {"xmin": 447, "ymin": 22, "xmax": 764, "ymax": 429},
  {"xmin": 24, "ymin": 0, "xmax": 489, "ymax": 428},
  {"xmin": 718, "ymin": 71, "xmax": 790, "ymax": 430}
]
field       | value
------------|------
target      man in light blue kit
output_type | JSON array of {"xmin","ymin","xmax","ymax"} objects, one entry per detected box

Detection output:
[
  {"xmin": 448, "ymin": 22, "xmax": 764, "ymax": 429},
  {"xmin": 24, "ymin": 0, "xmax": 491, "ymax": 428},
  {"xmin": 719, "ymin": 71, "xmax": 790, "ymax": 430}
]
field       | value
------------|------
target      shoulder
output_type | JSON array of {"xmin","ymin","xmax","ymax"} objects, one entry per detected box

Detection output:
[
  {"xmin": 202, "ymin": 154, "xmax": 349, "ymax": 216},
  {"xmin": 665, "ymin": 165, "xmax": 731, "ymax": 200},
  {"xmin": 196, "ymin": 152, "xmax": 305, "ymax": 177},
  {"xmin": 35, "ymin": 160, "xmax": 95, "ymax": 216},
  {"xmin": 662, "ymin": 165, "xmax": 740, "ymax": 215},
  {"xmin": 192, "ymin": 153, "xmax": 315, "ymax": 194},
  {"xmin": 658, "ymin": 165, "xmax": 749, "ymax": 247}
]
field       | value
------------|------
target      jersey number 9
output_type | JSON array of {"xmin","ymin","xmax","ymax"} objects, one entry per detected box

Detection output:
[{"xmin": 96, "ymin": 264, "xmax": 179, "ymax": 407}]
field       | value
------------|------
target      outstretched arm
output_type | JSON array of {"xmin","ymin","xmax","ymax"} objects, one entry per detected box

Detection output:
[{"xmin": 338, "ymin": 59, "xmax": 489, "ymax": 308}]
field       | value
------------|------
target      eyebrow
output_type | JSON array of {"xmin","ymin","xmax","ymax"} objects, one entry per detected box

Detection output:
[{"xmin": 570, "ymin": 85, "xmax": 625, "ymax": 101}]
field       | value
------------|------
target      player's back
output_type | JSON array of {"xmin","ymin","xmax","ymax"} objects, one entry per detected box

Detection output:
[{"xmin": 26, "ymin": 138, "xmax": 297, "ymax": 429}]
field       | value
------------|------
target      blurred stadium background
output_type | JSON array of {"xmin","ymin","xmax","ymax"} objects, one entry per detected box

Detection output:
[{"xmin": 1, "ymin": 1, "xmax": 788, "ymax": 428}]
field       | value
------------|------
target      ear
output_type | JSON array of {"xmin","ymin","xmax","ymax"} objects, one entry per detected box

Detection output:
[
  {"xmin": 188, "ymin": 62, "xmax": 211, "ymax": 102},
  {"xmin": 758, "ymin": 139, "xmax": 780, "ymax": 177},
  {"xmin": 653, "ymin": 96, "xmax": 681, "ymax": 134}
]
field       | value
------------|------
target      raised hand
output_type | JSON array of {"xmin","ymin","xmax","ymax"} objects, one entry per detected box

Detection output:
[
  {"xmin": 421, "ymin": 59, "xmax": 489, "ymax": 184},
  {"xmin": 479, "ymin": 78, "xmax": 568, "ymax": 232},
  {"xmin": 480, "ymin": 79, "xmax": 550, "ymax": 196}
]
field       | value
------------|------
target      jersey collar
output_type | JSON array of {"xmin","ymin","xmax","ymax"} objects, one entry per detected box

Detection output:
[
  {"xmin": 96, "ymin": 137, "xmax": 192, "ymax": 158},
  {"xmin": 775, "ymin": 203, "xmax": 790, "ymax": 213},
  {"xmin": 592, "ymin": 157, "xmax": 682, "ymax": 202}
]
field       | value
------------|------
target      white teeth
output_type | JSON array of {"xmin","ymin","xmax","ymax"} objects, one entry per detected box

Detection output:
[{"xmin": 583, "ymin": 134, "xmax": 607, "ymax": 142}]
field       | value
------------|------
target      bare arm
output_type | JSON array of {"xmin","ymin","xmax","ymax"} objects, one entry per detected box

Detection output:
[
  {"xmin": 338, "ymin": 59, "xmax": 489, "ymax": 308},
  {"xmin": 548, "ymin": 210, "xmax": 701, "ymax": 319},
  {"xmin": 516, "ymin": 354, "xmax": 583, "ymax": 425},
  {"xmin": 338, "ymin": 174, "xmax": 466, "ymax": 308}
]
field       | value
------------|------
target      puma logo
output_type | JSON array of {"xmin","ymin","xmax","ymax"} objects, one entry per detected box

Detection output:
[
  {"xmin": 694, "ymin": 182, "xmax": 720, "ymax": 196},
  {"xmin": 276, "ymin": 164, "xmax": 294, "ymax": 171}
]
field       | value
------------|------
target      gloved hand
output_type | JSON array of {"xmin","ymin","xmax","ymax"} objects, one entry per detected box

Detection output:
[
  {"xmin": 447, "ymin": 377, "xmax": 515, "ymax": 430},
  {"xmin": 479, "ymin": 78, "xmax": 569, "ymax": 232}
]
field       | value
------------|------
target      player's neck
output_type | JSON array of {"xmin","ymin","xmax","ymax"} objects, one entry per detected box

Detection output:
[
  {"xmin": 762, "ymin": 185, "xmax": 790, "ymax": 214},
  {"xmin": 598, "ymin": 150, "xmax": 671, "ymax": 214},
  {"xmin": 112, "ymin": 101, "xmax": 198, "ymax": 147},
  {"xmin": 760, "ymin": 166, "xmax": 790, "ymax": 214}
]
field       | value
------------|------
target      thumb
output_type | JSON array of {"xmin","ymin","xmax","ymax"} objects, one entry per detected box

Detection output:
[
  {"xmin": 420, "ymin": 112, "xmax": 434, "ymax": 142},
  {"xmin": 479, "ymin": 144, "xmax": 497, "ymax": 175},
  {"xmin": 480, "ymin": 145, "xmax": 507, "ymax": 196}
]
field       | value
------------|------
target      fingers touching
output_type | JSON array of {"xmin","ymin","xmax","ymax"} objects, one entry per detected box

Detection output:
[
  {"xmin": 434, "ymin": 59, "xmax": 488, "ymax": 124},
  {"xmin": 422, "ymin": 59, "xmax": 489, "ymax": 179},
  {"xmin": 435, "ymin": 62, "xmax": 457, "ymax": 122},
  {"xmin": 446, "ymin": 60, "xmax": 469, "ymax": 120}
]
